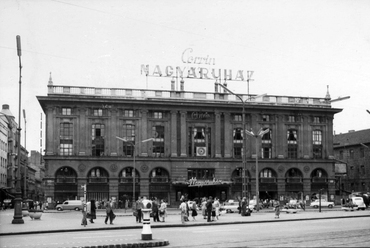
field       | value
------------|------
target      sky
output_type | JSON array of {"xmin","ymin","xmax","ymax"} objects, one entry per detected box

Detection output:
[{"xmin": 1, "ymin": 0, "xmax": 370, "ymax": 153}]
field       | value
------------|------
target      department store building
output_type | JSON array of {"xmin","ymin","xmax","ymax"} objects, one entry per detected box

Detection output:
[{"xmin": 38, "ymin": 79, "xmax": 341, "ymax": 206}]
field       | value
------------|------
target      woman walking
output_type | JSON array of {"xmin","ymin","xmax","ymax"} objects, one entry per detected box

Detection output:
[
  {"xmin": 159, "ymin": 199, "xmax": 167, "ymax": 222},
  {"xmin": 191, "ymin": 200, "xmax": 198, "ymax": 221},
  {"xmin": 105, "ymin": 199, "xmax": 115, "ymax": 224},
  {"xmin": 274, "ymin": 199, "xmax": 280, "ymax": 219},
  {"xmin": 88, "ymin": 199, "xmax": 96, "ymax": 223}
]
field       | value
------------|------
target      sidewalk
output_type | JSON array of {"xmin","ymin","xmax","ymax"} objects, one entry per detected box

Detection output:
[{"xmin": 1, "ymin": 207, "xmax": 369, "ymax": 236}]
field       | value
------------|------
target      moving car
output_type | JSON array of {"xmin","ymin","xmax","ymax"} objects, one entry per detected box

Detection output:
[
  {"xmin": 56, "ymin": 200, "xmax": 83, "ymax": 211},
  {"xmin": 310, "ymin": 199, "xmax": 334, "ymax": 208}
]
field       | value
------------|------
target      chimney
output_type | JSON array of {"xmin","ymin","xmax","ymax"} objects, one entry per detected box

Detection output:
[{"xmin": 1, "ymin": 104, "xmax": 15, "ymax": 118}]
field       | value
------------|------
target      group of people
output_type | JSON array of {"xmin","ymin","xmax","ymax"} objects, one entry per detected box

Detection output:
[
  {"xmin": 178, "ymin": 196, "xmax": 222, "ymax": 224},
  {"xmin": 133, "ymin": 196, "xmax": 168, "ymax": 223},
  {"xmin": 81, "ymin": 198, "xmax": 115, "ymax": 226}
]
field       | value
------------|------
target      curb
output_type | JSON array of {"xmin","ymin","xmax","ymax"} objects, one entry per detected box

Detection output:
[
  {"xmin": 71, "ymin": 240, "xmax": 170, "ymax": 248},
  {"xmin": 1, "ymin": 214, "xmax": 369, "ymax": 236}
]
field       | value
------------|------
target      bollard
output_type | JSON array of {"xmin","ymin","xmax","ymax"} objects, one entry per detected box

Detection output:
[{"xmin": 141, "ymin": 198, "xmax": 153, "ymax": 240}]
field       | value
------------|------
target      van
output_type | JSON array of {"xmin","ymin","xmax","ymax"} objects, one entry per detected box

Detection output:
[
  {"xmin": 351, "ymin": 197, "xmax": 366, "ymax": 210},
  {"xmin": 56, "ymin": 200, "xmax": 83, "ymax": 211}
]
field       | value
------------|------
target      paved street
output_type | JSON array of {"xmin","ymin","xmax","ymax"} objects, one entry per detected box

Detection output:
[{"xmin": 0, "ymin": 207, "xmax": 369, "ymax": 247}]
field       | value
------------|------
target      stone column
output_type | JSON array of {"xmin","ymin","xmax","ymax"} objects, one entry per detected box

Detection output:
[
  {"xmin": 170, "ymin": 110, "xmax": 178, "ymax": 157},
  {"xmin": 46, "ymin": 107, "xmax": 55, "ymax": 155},
  {"xmin": 215, "ymin": 111, "xmax": 222, "ymax": 158},
  {"xmin": 141, "ymin": 110, "xmax": 148, "ymax": 157},
  {"xmin": 224, "ymin": 112, "xmax": 232, "ymax": 158},
  {"xmin": 78, "ymin": 108, "xmax": 88, "ymax": 156},
  {"xmin": 109, "ymin": 178, "xmax": 119, "ymax": 200},
  {"xmin": 77, "ymin": 178, "xmax": 88, "ymax": 200},
  {"xmin": 180, "ymin": 111, "xmax": 187, "ymax": 157}
]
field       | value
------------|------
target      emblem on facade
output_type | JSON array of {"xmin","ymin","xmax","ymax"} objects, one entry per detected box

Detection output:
[
  {"xmin": 303, "ymin": 165, "xmax": 310, "ymax": 173},
  {"xmin": 110, "ymin": 164, "xmax": 118, "ymax": 172},
  {"xmin": 278, "ymin": 165, "xmax": 285, "ymax": 173},
  {"xmin": 141, "ymin": 164, "xmax": 149, "ymax": 173},
  {"xmin": 78, "ymin": 164, "xmax": 86, "ymax": 172}
]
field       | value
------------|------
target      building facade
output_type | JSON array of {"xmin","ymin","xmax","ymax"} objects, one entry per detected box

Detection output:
[
  {"xmin": 0, "ymin": 104, "xmax": 28, "ymax": 205},
  {"xmin": 38, "ymin": 83, "xmax": 341, "ymax": 207},
  {"xmin": 333, "ymin": 129, "xmax": 370, "ymax": 196}
]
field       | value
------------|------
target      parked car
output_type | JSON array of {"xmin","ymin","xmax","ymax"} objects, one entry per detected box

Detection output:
[
  {"xmin": 222, "ymin": 200, "xmax": 239, "ymax": 213},
  {"xmin": 56, "ymin": 200, "xmax": 83, "ymax": 211},
  {"xmin": 351, "ymin": 197, "xmax": 366, "ymax": 210},
  {"xmin": 310, "ymin": 199, "xmax": 334, "ymax": 208},
  {"xmin": 249, "ymin": 200, "xmax": 263, "ymax": 211}
]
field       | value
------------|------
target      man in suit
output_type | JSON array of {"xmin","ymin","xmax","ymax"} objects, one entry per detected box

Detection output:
[{"xmin": 105, "ymin": 199, "xmax": 115, "ymax": 224}]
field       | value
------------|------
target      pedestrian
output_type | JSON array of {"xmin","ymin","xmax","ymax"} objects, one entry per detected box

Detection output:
[
  {"xmin": 88, "ymin": 199, "xmax": 97, "ymax": 223},
  {"xmin": 274, "ymin": 199, "xmax": 280, "ymax": 219},
  {"xmin": 105, "ymin": 199, "xmax": 115, "ymax": 224},
  {"xmin": 159, "ymin": 199, "xmax": 167, "ymax": 222},
  {"xmin": 213, "ymin": 197, "xmax": 220, "ymax": 220},
  {"xmin": 135, "ymin": 196, "xmax": 143, "ymax": 223},
  {"xmin": 191, "ymin": 200, "xmax": 198, "ymax": 221},
  {"xmin": 206, "ymin": 196, "xmax": 213, "ymax": 222},
  {"xmin": 81, "ymin": 200, "xmax": 88, "ymax": 227},
  {"xmin": 241, "ymin": 197, "xmax": 248, "ymax": 216},
  {"xmin": 152, "ymin": 198, "xmax": 160, "ymax": 222},
  {"xmin": 179, "ymin": 199, "xmax": 187, "ymax": 224},
  {"xmin": 201, "ymin": 197, "xmax": 207, "ymax": 219}
]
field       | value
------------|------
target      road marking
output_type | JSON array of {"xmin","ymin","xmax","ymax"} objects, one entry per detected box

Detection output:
[
  {"xmin": 193, "ymin": 228, "xmax": 239, "ymax": 233},
  {"xmin": 74, "ymin": 234, "xmax": 134, "ymax": 239}
]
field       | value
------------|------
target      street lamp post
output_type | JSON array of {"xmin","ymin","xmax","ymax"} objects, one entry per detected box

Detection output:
[
  {"xmin": 116, "ymin": 137, "xmax": 154, "ymax": 207},
  {"xmin": 23, "ymin": 109, "xmax": 27, "ymax": 200},
  {"xmin": 12, "ymin": 35, "xmax": 24, "ymax": 224},
  {"xmin": 216, "ymin": 83, "xmax": 248, "ymax": 199},
  {"xmin": 245, "ymin": 128, "xmax": 270, "ymax": 212}
]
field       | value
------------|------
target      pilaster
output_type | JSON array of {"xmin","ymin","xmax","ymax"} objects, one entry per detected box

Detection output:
[
  {"xmin": 170, "ymin": 110, "xmax": 178, "ymax": 157},
  {"xmin": 215, "ymin": 111, "xmax": 222, "ymax": 158},
  {"xmin": 224, "ymin": 112, "xmax": 232, "ymax": 158},
  {"xmin": 180, "ymin": 111, "xmax": 187, "ymax": 157}
]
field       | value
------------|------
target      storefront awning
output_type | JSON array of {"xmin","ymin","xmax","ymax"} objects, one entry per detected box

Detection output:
[{"xmin": 172, "ymin": 179, "xmax": 233, "ymax": 187}]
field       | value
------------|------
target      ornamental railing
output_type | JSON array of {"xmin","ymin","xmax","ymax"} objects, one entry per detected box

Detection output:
[{"xmin": 48, "ymin": 85, "xmax": 331, "ymax": 108}]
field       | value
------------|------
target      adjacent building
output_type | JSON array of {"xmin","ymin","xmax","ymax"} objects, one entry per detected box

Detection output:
[
  {"xmin": 333, "ymin": 129, "xmax": 370, "ymax": 197},
  {"xmin": 38, "ymin": 80, "xmax": 342, "ymax": 207}
]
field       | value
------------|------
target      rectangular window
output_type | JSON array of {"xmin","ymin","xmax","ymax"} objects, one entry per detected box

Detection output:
[
  {"xmin": 287, "ymin": 129, "xmax": 297, "ymax": 158},
  {"xmin": 122, "ymin": 124, "xmax": 135, "ymax": 156},
  {"xmin": 339, "ymin": 150, "xmax": 344, "ymax": 160},
  {"xmin": 233, "ymin": 128, "xmax": 243, "ymax": 158},
  {"xmin": 187, "ymin": 169, "xmax": 215, "ymax": 180},
  {"xmin": 261, "ymin": 147, "xmax": 271, "ymax": 159},
  {"xmin": 313, "ymin": 130, "xmax": 322, "ymax": 159},
  {"xmin": 188, "ymin": 127, "xmax": 211, "ymax": 157},
  {"xmin": 350, "ymin": 149, "xmax": 354, "ymax": 159},
  {"xmin": 124, "ymin": 110, "xmax": 134, "ymax": 117},
  {"xmin": 93, "ymin": 109, "xmax": 103, "ymax": 116},
  {"xmin": 60, "ymin": 123, "xmax": 73, "ymax": 156},
  {"xmin": 60, "ymin": 141, "xmax": 73, "ymax": 156},
  {"xmin": 92, "ymin": 124, "xmax": 105, "ymax": 156},
  {"xmin": 62, "ymin": 108, "xmax": 71, "ymax": 115},
  {"xmin": 313, "ymin": 116, "xmax": 321, "ymax": 123},
  {"xmin": 262, "ymin": 115, "xmax": 270, "ymax": 122},
  {"xmin": 153, "ymin": 112, "xmax": 163, "ymax": 119},
  {"xmin": 360, "ymin": 148, "xmax": 365, "ymax": 158},
  {"xmin": 288, "ymin": 115, "xmax": 296, "ymax": 122},
  {"xmin": 152, "ymin": 125, "xmax": 164, "ymax": 157},
  {"xmin": 233, "ymin": 114, "xmax": 242, "ymax": 122}
]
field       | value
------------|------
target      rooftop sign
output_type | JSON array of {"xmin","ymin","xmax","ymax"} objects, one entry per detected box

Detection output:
[{"xmin": 141, "ymin": 48, "xmax": 253, "ymax": 82}]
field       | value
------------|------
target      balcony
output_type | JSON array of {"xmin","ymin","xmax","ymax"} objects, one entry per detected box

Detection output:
[
  {"xmin": 120, "ymin": 177, "xmax": 140, "ymax": 183},
  {"xmin": 260, "ymin": 177, "xmax": 276, "ymax": 183},
  {"xmin": 286, "ymin": 177, "xmax": 302, "ymax": 183},
  {"xmin": 150, "ymin": 177, "xmax": 170, "ymax": 183},
  {"xmin": 88, "ymin": 177, "xmax": 108, "ymax": 183},
  {"xmin": 55, "ymin": 177, "xmax": 76, "ymax": 183},
  {"xmin": 312, "ymin": 177, "xmax": 327, "ymax": 183},
  {"xmin": 232, "ymin": 177, "xmax": 249, "ymax": 184}
]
